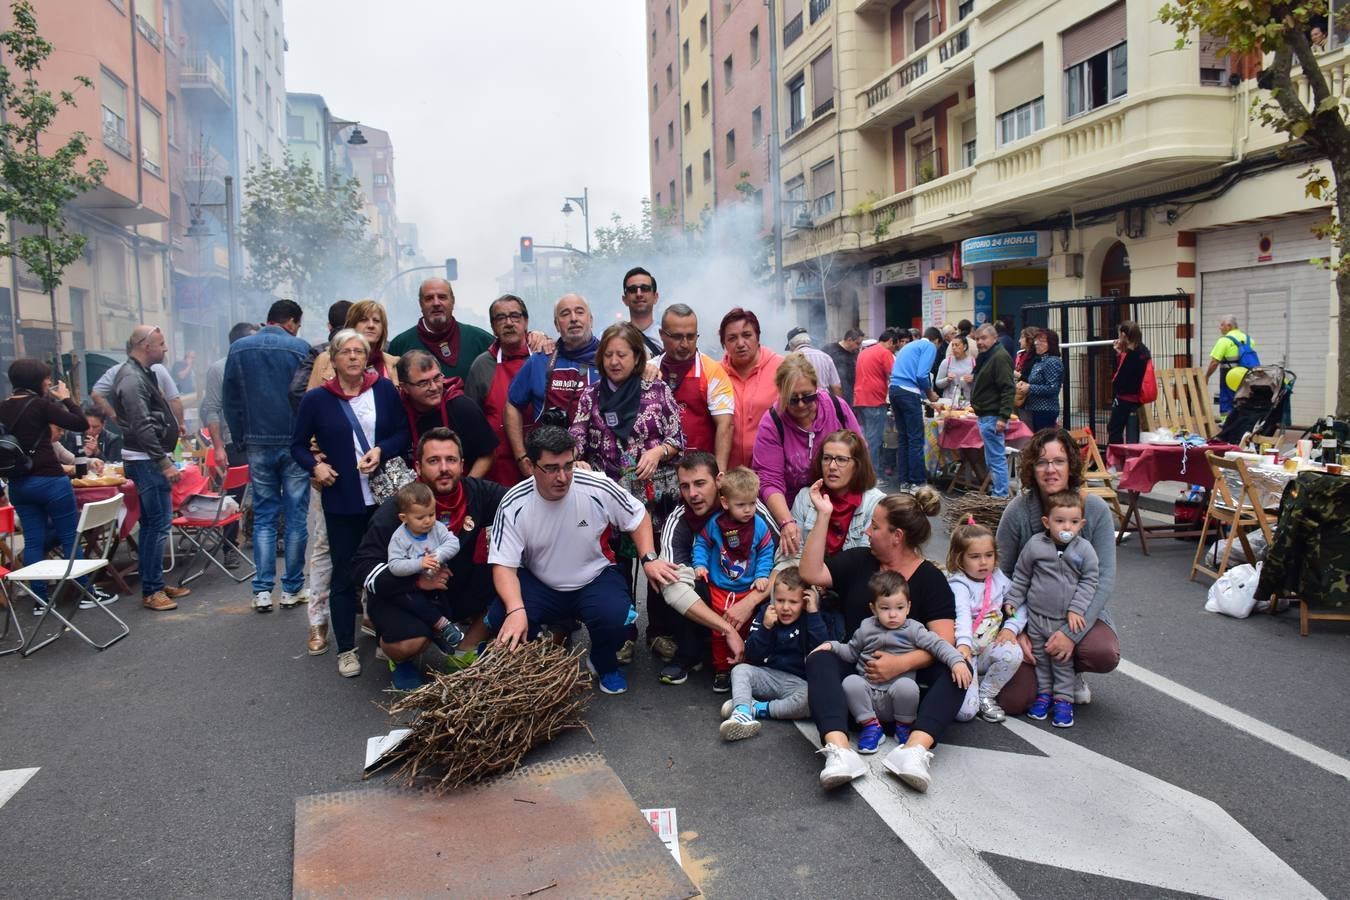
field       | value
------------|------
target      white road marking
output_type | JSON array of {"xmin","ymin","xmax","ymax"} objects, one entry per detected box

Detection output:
[
  {"xmin": 1118, "ymin": 658, "xmax": 1350, "ymax": 782},
  {"xmin": 0, "ymin": 767, "xmax": 39, "ymax": 810},
  {"xmin": 797, "ymin": 720, "xmax": 1325, "ymax": 899}
]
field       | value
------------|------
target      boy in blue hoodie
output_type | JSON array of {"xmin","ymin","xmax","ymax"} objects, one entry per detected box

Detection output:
[{"xmin": 719, "ymin": 566, "xmax": 828, "ymax": 741}]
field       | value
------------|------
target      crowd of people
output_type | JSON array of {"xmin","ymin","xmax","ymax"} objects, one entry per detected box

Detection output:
[{"xmin": 0, "ymin": 269, "xmax": 1122, "ymax": 793}]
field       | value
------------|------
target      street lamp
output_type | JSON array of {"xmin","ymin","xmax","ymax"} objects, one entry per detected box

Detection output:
[
  {"xmin": 560, "ymin": 187, "xmax": 590, "ymax": 256},
  {"xmin": 321, "ymin": 111, "xmax": 368, "ymax": 186},
  {"xmin": 185, "ymin": 173, "xmax": 240, "ymax": 326}
]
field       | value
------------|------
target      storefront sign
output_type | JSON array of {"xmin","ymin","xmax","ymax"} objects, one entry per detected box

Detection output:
[
  {"xmin": 960, "ymin": 231, "xmax": 1051, "ymax": 265},
  {"xmin": 872, "ymin": 259, "xmax": 921, "ymax": 286},
  {"xmin": 928, "ymin": 270, "xmax": 968, "ymax": 290},
  {"xmin": 973, "ymin": 286, "xmax": 993, "ymax": 326}
]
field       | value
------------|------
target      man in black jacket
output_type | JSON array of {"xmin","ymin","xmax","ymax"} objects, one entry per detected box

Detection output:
[
  {"xmin": 352, "ymin": 427, "xmax": 506, "ymax": 687},
  {"xmin": 111, "ymin": 324, "xmax": 188, "ymax": 611}
]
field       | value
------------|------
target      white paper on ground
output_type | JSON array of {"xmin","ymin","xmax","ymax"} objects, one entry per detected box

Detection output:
[
  {"xmin": 364, "ymin": 728, "xmax": 412, "ymax": 772},
  {"xmin": 640, "ymin": 807, "xmax": 681, "ymax": 865}
]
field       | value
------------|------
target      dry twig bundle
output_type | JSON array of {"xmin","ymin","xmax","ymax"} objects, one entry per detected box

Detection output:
[
  {"xmin": 376, "ymin": 642, "xmax": 594, "ymax": 792},
  {"xmin": 942, "ymin": 491, "xmax": 1012, "ymax": 532}
]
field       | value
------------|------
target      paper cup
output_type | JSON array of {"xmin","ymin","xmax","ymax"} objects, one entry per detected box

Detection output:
[{"xmin": 1297, "ymin": 439, "xmax": 1313, "ymax": 459}]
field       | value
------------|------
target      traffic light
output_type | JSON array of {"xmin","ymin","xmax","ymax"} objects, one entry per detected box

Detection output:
[
  {"xmin": 519, "ymin": 236, "xmax": 534, "ymax": 264},
  {"xmin": 445, "ymin": 258, "xmax": 458, "ymax": 281}
]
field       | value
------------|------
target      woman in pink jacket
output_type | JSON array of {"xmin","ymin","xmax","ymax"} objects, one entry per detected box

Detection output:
[{"xmin": 752, "ymin": 352, "xmax": 862, "ymax": 556}]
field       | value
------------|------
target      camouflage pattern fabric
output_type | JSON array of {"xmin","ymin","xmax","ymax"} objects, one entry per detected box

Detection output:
[{"xmin": 1255, "ymin": 472, "xmax": 1350, "ymax": 610}]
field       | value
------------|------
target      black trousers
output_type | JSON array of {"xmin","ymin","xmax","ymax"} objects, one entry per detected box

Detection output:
[
  {"xmin": 1108, "ymin": 398, "xmax": 1140, "ymax": 446},
  {"xmin": 805, "ymin": 652, "xmax": 964, "ymax": 745}
]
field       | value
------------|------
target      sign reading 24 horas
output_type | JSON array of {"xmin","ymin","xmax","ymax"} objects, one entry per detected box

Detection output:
[{"xmin": 960, "ymin": 231, "xmax": 1051, "ymax": 265}]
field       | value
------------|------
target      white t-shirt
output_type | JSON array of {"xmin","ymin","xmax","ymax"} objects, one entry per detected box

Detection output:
[
  {"xmin": 489, "ymin": 469, "xmax": 646, "ymax": 591},
  {"xmin": 348, "ymin": 390, "xmax": 377, "ymax": 507}
]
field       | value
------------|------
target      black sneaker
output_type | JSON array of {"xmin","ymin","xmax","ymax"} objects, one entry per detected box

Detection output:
[
  {"xmin": 712, "ymin": 671, "xmax": 732, "ymax": 693},
  {"xmin": 658, "ymin": 662, "xmax": 688, "ymax": 685}
]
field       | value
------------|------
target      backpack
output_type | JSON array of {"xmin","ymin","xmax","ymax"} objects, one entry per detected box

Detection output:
[
  {"xmin": 1224, "ymin": 334, "xmax": 1261, "ymax": 371},
  {"xmin": 769, "ymin": 393, "xmax": 847, "ymax": 444},
  {"xmin": 1139, "ymin": 358, "xmax": 1158, "ymax": 405},
  {"xmin": 0, "ymin": 397, "xmax": 42, "ymax": 479}
]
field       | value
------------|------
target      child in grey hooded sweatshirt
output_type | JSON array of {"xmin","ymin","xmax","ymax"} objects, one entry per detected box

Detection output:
[
  {"xmin": 818, "ymin": 570, "xmax": 971, "ymax": 755},
  {"xmin": 1006, "ymin": 490, "xmax": 1099, "ymax": 728}
]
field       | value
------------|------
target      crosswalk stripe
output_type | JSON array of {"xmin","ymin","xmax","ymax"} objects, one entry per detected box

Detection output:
[{"xmin": 0, "ymin": 767, "xmax": 39, "ymax": 810}]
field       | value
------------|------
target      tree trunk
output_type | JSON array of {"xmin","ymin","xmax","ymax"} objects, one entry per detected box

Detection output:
[{"xmin": 1337, "ymin": 171, "xmax": 1350, "ymax": 420}]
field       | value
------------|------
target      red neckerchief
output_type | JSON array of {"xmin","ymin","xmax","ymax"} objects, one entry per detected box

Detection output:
[
  {"xmin": 682, "ymin": 505, "xmax": 714, "ymax": 535},
  {"xmin": 322, "ymin": 370, "xmax": 378, "ymax": 399},
  {"xmin": 416, "ymin": 317, "xmax": 461, "ymax": 366},
  {"xmin": 660, "ymin": 353, "xmax": 698, "ymax": 391},
  {"xmin": 368, "ymin": 350, "xmax": 388, "ymax": 379},
  {"xmin": 442, "ymin": 376, "xmax": 465, "ymax": 401},
  {"xmin": 715, "ymin": 511, "xmax": 757, "ymax": 563},
  {"xmin": 434, "ymin": 479, "xmax": 469, "ymax": 532},
  {"xmin": 826, "ymin": 490, "xmax": 862, "ymax": 556},
  {"xmin": 489, "ymin": 339, "xmax": 530, "ymax": 363}
]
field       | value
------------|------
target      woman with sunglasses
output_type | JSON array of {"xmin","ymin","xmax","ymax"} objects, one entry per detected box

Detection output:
[{"xmin": 752, "ymin": 353, "xmax": 862, "ymax": 558}]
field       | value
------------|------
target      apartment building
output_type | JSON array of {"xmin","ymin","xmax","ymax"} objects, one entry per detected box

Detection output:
[
  {"xmin": 345, "ymin": 126, "xmax": 400, "ymax": 290},
  {"xmin": 771, "ymin": 0, "xmax": 1338, "ymax": 421},
  {"xmin": 1, "ymin": 0, "xmax": 173, "ymax": 370},
  {"xmin": 647, "ymin": 1, "xmax": 772, "ymax": 231}
]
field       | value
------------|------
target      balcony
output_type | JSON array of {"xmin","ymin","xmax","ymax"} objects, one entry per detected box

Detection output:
[
  {"xmin": 184, "ymin": 150, "xmax": 228, "ymax": 193},
  {"xmin": 184, "ymin": 0, "xmax": 229, "ymax": 22},
  {"xmin": 134, "ymin": 13, "xmax": 161, "ymax": 49},
  {"xmin": 102, "ymin": 121, "xmax": 132, "ymax": 159},
  {"xmin": 784, "ymin": 13, "xmax": 803, "ymax": 48},
  {"xmin": 180, "ymin": 51, "xmax": 231, "ymax": 110},
  {"xmin": 859, "ymin": 22, "xmax": 976, "ymax": 129},
  {"xmin": 809, "ymin": 0, "xmax": 830, "ymax": 24},
  {"xmin": 781, "ymin": 212, "xmax": 865, "ymax": 267}
]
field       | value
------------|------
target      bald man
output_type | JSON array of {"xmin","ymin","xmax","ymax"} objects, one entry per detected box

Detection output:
[
  {"xmin": 386, "ymin": 278, "xmax": 495, "ymax": 382},
  {"xmin": 502, "ymin": 293, "xmax": 602, "ymax": 479},
  {"xmin": 110, "ymin": 324, "xmax": 189, "ymax": 611}
]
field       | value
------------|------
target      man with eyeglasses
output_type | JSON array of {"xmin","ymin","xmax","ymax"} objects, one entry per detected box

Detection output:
[
  {"xmin": 488, "ymin": 425, "xmax": 677, "ymax": 696},
  {"xmin": 503, "ymin": 293, "xmax": 601, "ymax": 479},
  {"xmin": 223, "ymin": 299, "xmax": 313, "ymax": 613},
  {"xmin": 621, "ymin": 267, "xmax": 663, "ymax": 356},
  {"xmin": 396, "ymin": 349, "xmax": 497, "ymax": 478},
  {"xmin": 387, "ymin": 278, "xmax": 495, "ymax": 381},
  {"xmin": 467, "ymin": 294, "xmax": 534, "ymax": 486},
  {"xmin": 111, "ymin": 324, "xmax": 191, "ymax": 611},
  {"xmin": 650, "ymin": 303, "xmax": 734, "ymax": 472}
]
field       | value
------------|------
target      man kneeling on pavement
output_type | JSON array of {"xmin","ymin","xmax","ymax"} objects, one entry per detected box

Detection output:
[
  {"xmin": 486, "ymin": 425, "xmax": 678, "ymax": 695},
  {"xmin": 352, "ymin": 427, "xmax": 505, "ymax": 689}
]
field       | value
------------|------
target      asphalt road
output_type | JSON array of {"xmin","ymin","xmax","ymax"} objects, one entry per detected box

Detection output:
[{"xmin": 1, "ymin": 511, "xmax": 1347, "ymax": 898}]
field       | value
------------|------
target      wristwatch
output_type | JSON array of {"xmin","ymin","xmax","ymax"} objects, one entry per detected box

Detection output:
[{"xmin": 640, "ymin": 551, "xmax": 660, "ymax": 564}]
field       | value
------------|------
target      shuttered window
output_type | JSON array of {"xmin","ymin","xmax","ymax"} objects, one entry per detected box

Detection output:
[
  {"xmin": 1061, "ymin": 2, "xmax": 1126, "ymax": 69},
  {"xmin": 994, "ymin": 47, "xmax": 1044, "ymax": 116},
  {"xmin": 811, "ymin": 159, "xmax": 836, "ymax": 216},
  {"xmin": 811, "ymin": 48, "xmax": 834, "ymax": 115}
]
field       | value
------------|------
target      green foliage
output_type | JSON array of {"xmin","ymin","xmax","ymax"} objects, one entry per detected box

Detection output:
[
  {"xmin": 0, "ymin": 0, "xmax": 107, "ymax": 294},
  {"xmin": 240, "ymin": 153, "xmax": 384, "ymax": 318}
]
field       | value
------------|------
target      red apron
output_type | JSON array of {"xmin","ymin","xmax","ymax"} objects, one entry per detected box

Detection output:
[
  {"xmin": 668, "ymin": 354, "xmax": 717, "ymax": 454},
  {"xmin": 484, "ymin": 350, "xmax": 528, "ymax": 487}
]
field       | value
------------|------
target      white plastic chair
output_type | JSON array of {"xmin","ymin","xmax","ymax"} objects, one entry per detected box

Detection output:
[
  {"xmin": 0, "ymin": 505, "xmax": 22, "ymax": 656},
  {"xmin": 5, "ymin": 494, "xmax": 129, "ymax": 656}
]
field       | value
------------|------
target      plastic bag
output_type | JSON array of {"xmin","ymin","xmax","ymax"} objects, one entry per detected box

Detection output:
[
  {"xmin": 1203, "ymin": 530, "xmax": 1268, "ymax": 568},
  {"xmin": 1205, "ymin": 562, "xmax": 1262, "ymax": 618}
]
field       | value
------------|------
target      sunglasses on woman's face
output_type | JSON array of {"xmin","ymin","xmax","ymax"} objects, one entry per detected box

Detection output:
[{"xmin": 787, "ymin": 393, "xmax": 818, "ymax": 407}]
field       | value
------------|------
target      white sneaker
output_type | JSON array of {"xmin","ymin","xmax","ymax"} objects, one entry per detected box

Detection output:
[
  {"xmin": 337, "ymin": 650, "xmax": 361, "ymax": 678},
  {"xmin": 253, "ymin": 591, "xmax": 273, "ymax": 613},
  {"xmin": 720, "ymin": 699, "xmax": 736, "ymax": 719},
  {"xmin": 374, "ymin": 645, "xmax": 388, "ymax": 663},
  {"xmin": 719, "ymin": 706, "xmax": 761, "ymax": 742},
  {"xmin": 883, "ymin": 743, "xmax": 934, "ymax": 793},
  {"xmin": 279, "ymin": 589, "xmax": 308, "ymax": 609},
  {"xmin": 817, "ymin": 744, "xmax": 867, "ymax": 790},
  {"xmin": 1074, "ymin": 675, "xmax": 1091, "ymax": 705},
  {"xmin": 78, "ymin": 587, "xmax": 119, "ymax": 610}
]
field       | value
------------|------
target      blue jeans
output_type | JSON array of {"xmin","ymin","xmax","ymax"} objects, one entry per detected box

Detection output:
[
  {"xmin": 125, "ymin": 460, "xmax": 172, "ymax": 596},
  {"xmin": 486, "ymin": 565, "xmax": 631, "ymax": 676},
  {"xmin": 7, "ymin": 474, "xmax": 80, "ymax": 602},
  {"xmin": 977, "ymin": 416, "xmax": 1009, "ymax": 497},
  {"xmin": 888, "ymin": 387, "xmax": 926, "ymax": 485},
  {"xmin": 247, "ymin": 446, "xmax": 310, "ymax": 594},
  {"xmin": 857, "ymin": 406, "xmax": 887, "ymax": 478}
]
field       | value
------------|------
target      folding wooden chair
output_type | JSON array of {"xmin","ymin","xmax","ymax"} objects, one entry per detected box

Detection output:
[
  {"xmin": 170, "ymin": 465, "xmax": 255, "ymax": 588},
  {"xmin": 5, "ymin": 494, "xmax": 129, "ymax": 656},
  {"xmin": 1069, "ymin": 426, "xmax": 1130, "ymax": 536},
  {"xmin": 1189, "ymin": 453, "xmax": 1275, "ymax": 583}
]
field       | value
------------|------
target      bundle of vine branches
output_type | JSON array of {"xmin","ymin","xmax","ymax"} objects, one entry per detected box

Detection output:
[
  {"xmin": 376, "ymin": 641, "xmax": 594, "ymax": 792},
  {"xmin": 942, "ymin": 491, "xmax": 1012, "ymax": 532}
]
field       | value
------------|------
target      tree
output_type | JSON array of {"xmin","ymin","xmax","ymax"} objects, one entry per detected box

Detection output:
[
  {"xmin": 1159, "ymin": 0, "xmax": 1349, "ymax": 417},
  {"xmin": 0, "ymin": 0, "xmax": 107, "ymax": 367},
  {"xmin": 240, "ymin": 153, "xmax": 383, "ymax": 321}
]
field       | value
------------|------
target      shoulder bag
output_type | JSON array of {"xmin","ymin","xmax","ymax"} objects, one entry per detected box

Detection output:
[{"xmin": 335, "ymin": 396, "xmax": 414, "ymax": 504}]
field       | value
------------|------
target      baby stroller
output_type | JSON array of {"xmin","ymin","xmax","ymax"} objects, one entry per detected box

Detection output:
[{"xmin": 1216, "ymin": 365, "xmax": 1294, "ymax": 444}]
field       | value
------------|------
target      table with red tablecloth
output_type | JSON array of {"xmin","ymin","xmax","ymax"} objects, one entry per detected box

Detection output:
[
  {"xmin": 72, "ymin": 465, "xmax": 210, "ymax": 593},
  {"xmin": 936, "ymin": 416, "xmax": 1035, "ymax": 492},
  {"xmin": 1104, "ymin": 442, "xmax": 1239, "ymax": 554}
]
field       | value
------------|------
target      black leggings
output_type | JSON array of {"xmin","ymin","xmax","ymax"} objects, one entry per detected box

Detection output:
[
  {"xmin": 1108, "ymin": 398, "xmax": 1139, "ymax": 446},
  {"xmin": 806, "ymin": 651, "xmax": 964, "ymax": 745}
]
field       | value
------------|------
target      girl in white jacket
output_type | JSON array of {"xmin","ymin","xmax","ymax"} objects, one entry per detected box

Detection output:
[{"xmin": 946, "ymin": 520, "xmax": 1026, "ymax": 723}]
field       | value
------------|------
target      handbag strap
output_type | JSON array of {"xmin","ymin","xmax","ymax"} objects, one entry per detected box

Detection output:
[{"xmin": 335, "ymin": 396, "xmax": 373, "ymax": 455}]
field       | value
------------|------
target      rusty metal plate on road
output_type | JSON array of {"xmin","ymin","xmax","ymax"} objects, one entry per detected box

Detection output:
[{"xmin": 293, "ymin": 753, "xmax": 700, "ymax": 900}]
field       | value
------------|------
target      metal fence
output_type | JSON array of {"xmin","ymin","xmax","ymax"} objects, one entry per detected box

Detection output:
[{"xmin": 1021, "ymin": 294, "xmax": 1194, "ymax": 436}]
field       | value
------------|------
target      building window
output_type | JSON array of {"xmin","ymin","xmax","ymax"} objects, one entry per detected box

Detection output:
[
  {"xmin": 912, "ymin": 12, "xmax": 930, "ymax": 54},
  {"xmin": 811, "ymin": 48, "xmax": 834, "ymax": 116},
  {"xmin": 725, "ymin": 129, "xmax": 736, "ymax": 164},
  {"xmin": 140, "ymin": 102, "xmax": 162, "ymax": 176},
  {"xmin": 653, "ymin": 83, "xmax": 659, "ymax": 105},
  {"xmin": 656, "ymin": 191, "xmax": 662, "ymax": 207},
  {"xmin": 165, "ymin": 93, "xmax": 178, "ymax": 148},
  {"xmin": 787, "ymin": 74, "xmax": 806, "ymax": 134},
  {"xmin": 722, "ymin": 0, "xmax": 731, "ymax": 20},
  {"xmin": 911, "ymin": 133, "xmax": 936, "ymax": 184},
  {"xmin": 668, "ymin": 121, "xmax": 675, "ymax": 146},
  {"xmin": 702, "ymin": 149, "xmax": 712, "ymax": 182},
  {"xmin": 959, "ymin": 0, "xmax": 974, "ymax": 19},
  {"xmin": 960, "ymin": 117, "xmax": 977, "ymax": 168},
  {"xmin": 274, "ymin": 29, "xmax": 282, "ymax": 72},
  {"xmin": 1065, "ymin": 43, "xmax": 1127, "ymax": 118},
  {"xmin": 682, "ymin": 39, "xmax": 690, "ymax": 71},
  {"xmin": 996, "ymin": 96, "xmax": 1045, "ymax": 147},
  {"xmin": 263, "ymin": 10, "xmax": 271, "ymax": 54},
  {"xmin": 665, "ymin": 4, "xmax": 671, "ymax": 32},
  {"xmin": 784, "ymin": 0, "xmax": 803, "ymax": 47},
  {"xmin": 373, "ymin": 174, "xmax": 388, "ymax": 186},
  {"xmin": 785, "ymin": 174, "xmax": 806, "ymax": 218},
  {"xmin": 683, "ymin": 101, "xmax": 691, "ymax": 133},
  {"xmin": 669, "ymin": 179, "xmax": 677, "ymax": 204},
  {"xmin": 651, "ymin": 29, "xmax": 657, "ymax": 57},
  {"xmin": 255, "ymin": 67, "xmax": 264, "ymax": 116},
  {"xmin": 724, "ymin": 54, "xmax": 734, "ymax": 91},
  {"xmin": 287, "ymin": 114, "xmax": 304, "ymax": 139},
  {"xmin": 699, "ymin": 14, "xmax": 708, "ymax": 48},
  {"xmin": 685, "ymin": 164, "xmax": 694, "ymax": 196},
  {"xmin": 666, "ymin": 63, "xmax": 673, "ymax": 89},
  {"xmin": 750, "ymin": 25, "xmax": 760, "ymax": 64},
  {"xmin": 100, "ymin": 69, "xmax": 130, "ymax": 157},
  {"xmin": 701, "ymin": 80, "xmax": 709, "ymax": 116},
  {"xmin": 752, "ymin": 106, "xmax": 763, "ymax": 144},
  {"xmin": 241, "ymin": 49, "xmax": 251, "ymax": 99},
  {"xmin": 654, "ymin": 137, "xmax": 660, "ymax": 161}
]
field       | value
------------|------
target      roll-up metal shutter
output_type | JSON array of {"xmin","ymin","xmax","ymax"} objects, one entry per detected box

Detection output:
[
  {"xmin": 1062, "ymin": 2, "xmax": 1127, "ymax": 69},
  {"xmin": 994, "ymin": 47, "xmax": 1044, "ymax": 115}
]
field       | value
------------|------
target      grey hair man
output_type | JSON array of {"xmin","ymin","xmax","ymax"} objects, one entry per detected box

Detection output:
[{"xmin": 970, "ymin": 324, "xmax": 1016, "ymax": 497}]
